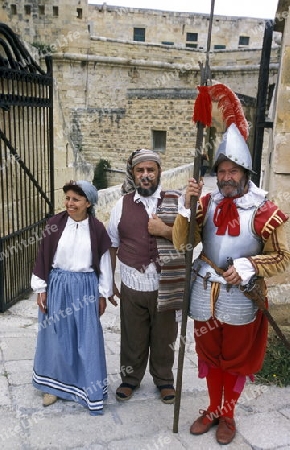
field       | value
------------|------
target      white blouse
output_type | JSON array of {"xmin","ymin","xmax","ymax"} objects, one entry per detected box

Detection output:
[{"xmin": 31, "ymin": 216, "xmax": 113, "ymax": 297}]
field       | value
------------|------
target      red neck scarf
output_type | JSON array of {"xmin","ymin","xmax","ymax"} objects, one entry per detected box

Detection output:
[{"xmin": 213, "ymin": 197, "xmax": 240, "ymax": 236}]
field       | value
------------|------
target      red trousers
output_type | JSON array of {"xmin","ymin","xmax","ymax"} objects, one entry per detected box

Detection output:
[
  {"xmin": 194, "ymin": 308, "xmax": 268, "ymax": 376},
  {"xmin": 194, "ymin": 310, "xmax": 268, "ymax": 418}
]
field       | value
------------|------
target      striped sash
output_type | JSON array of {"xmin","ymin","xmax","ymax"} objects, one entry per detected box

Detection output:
[{"xmin": 156, "ymin": 191, "xmax": 186, "ymax": 311}]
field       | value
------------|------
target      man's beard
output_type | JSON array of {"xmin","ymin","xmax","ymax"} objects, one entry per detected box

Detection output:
[
  {"xmin": 217, "ymin": 178, "xmax": 246, "ymax": 198},
  {"xmin": 136, "ymin": 173, "xmax": 161, "ymax": 197}
]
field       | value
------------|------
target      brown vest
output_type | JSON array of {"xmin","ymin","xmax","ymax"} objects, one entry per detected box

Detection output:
[{"xmin": 117, "ymin": 192, "xmax": 161, "ymax": 272}]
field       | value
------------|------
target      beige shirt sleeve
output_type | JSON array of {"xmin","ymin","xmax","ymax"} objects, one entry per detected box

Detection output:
[
  {"xmin": 172, "ymin": 214, "xmax": 201, "ymax": 251},
  {"xmin": 249, "ymin": 224, "xmax": 290, "ymax": 278}
]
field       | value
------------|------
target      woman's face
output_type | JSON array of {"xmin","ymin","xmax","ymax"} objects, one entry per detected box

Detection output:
[{"xmin": 64, "ymin": 189, "xmax": 91, "ymax": 222}]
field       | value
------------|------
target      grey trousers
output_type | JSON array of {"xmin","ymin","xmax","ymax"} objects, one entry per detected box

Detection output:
[{"xmin": 119, "ymin": 282, "xmax": 178, "ymax": 387}]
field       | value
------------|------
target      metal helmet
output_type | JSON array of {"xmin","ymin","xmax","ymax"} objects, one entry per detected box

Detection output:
[{"xmin": 214, "ymin": 123, "xmax": 253, "ymax": 172}]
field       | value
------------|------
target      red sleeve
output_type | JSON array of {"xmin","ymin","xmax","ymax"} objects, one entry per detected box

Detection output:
[
  {"xmin": 196, "ymin": 193, "xmax": 211, "ymax": 226},
  {"xmin": 254, "ymin": 200, "xmax": 288, "ymax": 241}
]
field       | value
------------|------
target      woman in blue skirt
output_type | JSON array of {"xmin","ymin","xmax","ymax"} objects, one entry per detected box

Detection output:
[{"xmin": 31, "ymin": 180, "xmax": 115, "ymax": 415}]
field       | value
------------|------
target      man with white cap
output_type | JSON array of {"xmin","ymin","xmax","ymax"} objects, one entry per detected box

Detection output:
[
  {"xmin": 173, "ymin": 124, "xmax": 290, "ymax": 444},
  {"xmin": 108, "ymin": 148, "xmax": 186, "ymax": 404}
]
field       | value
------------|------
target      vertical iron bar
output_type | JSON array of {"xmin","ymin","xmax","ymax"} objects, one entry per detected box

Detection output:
[
  {"xmin": 47, "ymin": 56, "xmax": 54, "ymax": 214},
  {"xmin": 0, "ymin": 239, "xmax": 4, "ymax": 312},
  {"xmin": 252, "ymin": 21, "xmax": 274, "ymax": 186}
]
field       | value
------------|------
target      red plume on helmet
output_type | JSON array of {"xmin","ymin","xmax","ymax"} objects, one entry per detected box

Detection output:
[{"xmin": 192, "ymin": 83, "xmax": 249, "ymax": 141}]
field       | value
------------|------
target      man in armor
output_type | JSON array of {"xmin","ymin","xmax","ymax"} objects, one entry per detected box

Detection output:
[{"xmin": 173, "ymin": 123, "xmax": 290, "ymax": 445}]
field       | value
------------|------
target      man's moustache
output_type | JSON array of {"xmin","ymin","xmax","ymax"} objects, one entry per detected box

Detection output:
[{"xmin": 218, "ymin": 180, "xmax": 238, "ymax": 188}]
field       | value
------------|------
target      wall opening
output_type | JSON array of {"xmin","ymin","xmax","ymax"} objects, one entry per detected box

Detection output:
[
  {"xmin": 152, "ymin": 130, "xmax": 167, "ymax": 152},
  {"xmin": 133, "ymin": 27, "xmax": 145, "ymax": 42}
]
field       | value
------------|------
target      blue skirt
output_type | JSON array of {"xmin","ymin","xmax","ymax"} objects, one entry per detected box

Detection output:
[{"xmin": 33, "ymin": 268, "xmax": 107, "ymax": 415}]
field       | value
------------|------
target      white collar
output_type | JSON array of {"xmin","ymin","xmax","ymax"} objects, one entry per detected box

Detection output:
[
  {"xmin": 211, "ymin": 180, "xmax": 267, "ymax": 209},
  {"xmin": 134, "ymin": 185, "xmax": 162, "ymax": 203},
  {"xmin": 66, "ymin": 216, "xmax": 89, "ymax": 228}
]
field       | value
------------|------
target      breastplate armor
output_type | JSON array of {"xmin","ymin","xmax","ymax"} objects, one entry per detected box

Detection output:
[{"xmin": 202, "ymin": 198, "xmax": 263, "ymax": 269}]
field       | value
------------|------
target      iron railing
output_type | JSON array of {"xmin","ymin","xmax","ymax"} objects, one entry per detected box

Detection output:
[{"xmin": 0, "ymin": 23, "xmax": 54, "ymax": 312}]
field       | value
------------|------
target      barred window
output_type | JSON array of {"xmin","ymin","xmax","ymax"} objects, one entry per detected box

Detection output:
[
  {"xmin": 133, "ymin": 28, "xmax": 145, "ymax": 42},
  {"xmin": 239, "ymin": 36, "xmax": 250, "ymax": 46},
  {"xmin": 186, "ymin": 32, "xmax": 198, "ymax": 42},
  {"xmin": 214, "ymin": 44, "xmax": 226, "ymax": 49}
]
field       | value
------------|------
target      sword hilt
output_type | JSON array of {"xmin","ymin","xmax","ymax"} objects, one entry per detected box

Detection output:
[{"xmin": 226, "ymin": 257, "xmax": 233, "ymax": 270}]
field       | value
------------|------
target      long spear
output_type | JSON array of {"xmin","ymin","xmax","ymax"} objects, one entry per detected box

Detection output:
[{"xmin": 173, "ymin": 0, "xmax": 215, "ymax": 433}]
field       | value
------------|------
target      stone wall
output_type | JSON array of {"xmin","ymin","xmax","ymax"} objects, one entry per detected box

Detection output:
[
  {"xmin": 2, "ymin": 0, "xmax": 280, "ymax": 53},
  {"xmin": 88, "ymin": 3, "xmax": 278, "ymax": 51},
  {"xmin": 50, "ymin": 45, "xmax": 259, "ymax": 191},
  {"xmin": 87, "ymin": 37, "xmax": 280, "ymax": 95},
  {"xmin": 1, "ymin": 0, "xmax": 90, "ymax": 52}
]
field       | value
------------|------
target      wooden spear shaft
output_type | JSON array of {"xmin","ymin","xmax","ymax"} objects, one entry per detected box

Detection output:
[
  {"xmin": 173, "ymin": 0, "xmax": 215, "ymax": 433},
  {"xmin": 172, "ymin": 125, "xmax": 203, "ymax": 434}
]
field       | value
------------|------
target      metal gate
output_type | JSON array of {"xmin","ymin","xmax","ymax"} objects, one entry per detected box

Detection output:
[{"xmin": 0, "ymin": 23, "xmax": 54, "ymax": 312}]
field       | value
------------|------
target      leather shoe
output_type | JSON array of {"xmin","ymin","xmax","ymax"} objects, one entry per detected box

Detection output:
[
  {"xmin": 216, "ymin": 416, "xmax": 236, "ymax": 445},
  {"xmin": 190, "ymin": 409, "xmax": 219, "ymax": 435},
  {"xmin": 42, "ymin": 393, "xmax": 58, "ymax": 407}
]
